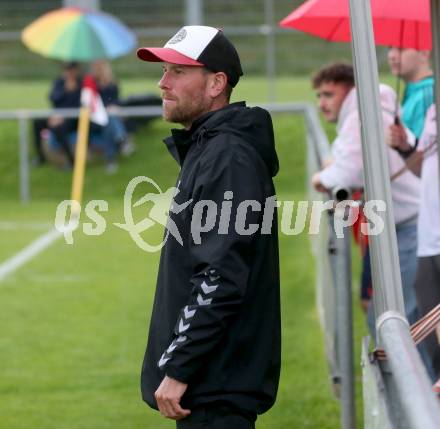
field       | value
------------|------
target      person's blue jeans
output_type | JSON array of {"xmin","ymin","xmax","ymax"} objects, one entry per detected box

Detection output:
[
  {"xmin": 396, "ymin": 221, "xmax": 419, "ymax": 324},
  {"xmin": 90, "ymin": 115, "xmax": 127, "ymax": 161},
  {"xmin": 49, "ymin": 115, "xmax": 127, "ymax": 162},
  {"xmin": 367, "ymin": 222, "xmax": 418, "ymax": 330},
  {"xmin": 99, "ymin": 115, "xmax": 127, "ymax": 160}
]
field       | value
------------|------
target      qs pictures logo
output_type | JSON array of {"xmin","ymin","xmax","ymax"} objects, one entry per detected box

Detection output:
[
  {"xmin": 114, "ymin": 176, "xmax": 192, "ymax": 252},
  {"xmin": 55, "ymin": 176, "xmax": 387, "ymax": 252},
  {"xmin": 54, "ymin": 176, "xmax": 192, "ymax": 252}
]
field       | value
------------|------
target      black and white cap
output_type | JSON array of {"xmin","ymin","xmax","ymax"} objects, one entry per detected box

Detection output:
[{"xmin": 137, "ymin": 25, "xmax": 243, "ymax": 87}]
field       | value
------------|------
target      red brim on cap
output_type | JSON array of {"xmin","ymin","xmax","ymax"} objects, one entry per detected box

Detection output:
[{"xmin": 137, "ymin": 47, "xmax": 204, "ymax": 66}]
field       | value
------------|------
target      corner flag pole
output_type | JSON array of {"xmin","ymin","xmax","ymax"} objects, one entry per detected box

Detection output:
[{"xmin": 70, "ymin": 106, "xmax": 90, "ymax": 215}]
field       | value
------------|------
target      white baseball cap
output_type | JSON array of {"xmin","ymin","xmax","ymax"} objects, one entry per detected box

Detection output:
[{"xmin": 137, "ymin": 25, "xmax": 243, "ymax": 87}]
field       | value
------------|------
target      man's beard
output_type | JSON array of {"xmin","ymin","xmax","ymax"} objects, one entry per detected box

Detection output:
[{"xmin": 163, "ymin": 95, "xmax": 210, "ymax": 127}]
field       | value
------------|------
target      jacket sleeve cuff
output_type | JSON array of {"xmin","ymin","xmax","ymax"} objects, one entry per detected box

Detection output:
[
  {"xmin": 165, "ymin": 365, "xmax": 193, "ymax": 384},
  {"xmin": 318, "ymin": 169, "xmax": 337, "ymax": 190}
]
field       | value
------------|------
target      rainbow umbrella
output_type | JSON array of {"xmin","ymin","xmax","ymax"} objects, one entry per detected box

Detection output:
[{"xmin": 22, "ymin": 7, "xmax": 137, "ymax": 61}]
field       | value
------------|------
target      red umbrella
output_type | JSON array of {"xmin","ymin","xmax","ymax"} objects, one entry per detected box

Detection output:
[{"xmin": 280, "ymin": 0, "xmax": 432, "ymax": 50}]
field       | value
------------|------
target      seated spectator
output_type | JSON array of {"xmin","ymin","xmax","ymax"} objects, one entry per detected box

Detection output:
[
  {"xmin": 33, "ymin": 62, "xmax": 82, "ymax": 166},
  {"xmin": 89, "ymin": 60, "xmax": 133, "ymax": 172},
  {"xmin": 41, "ymin": 61, "xmax": 133, "ymax": 173}
]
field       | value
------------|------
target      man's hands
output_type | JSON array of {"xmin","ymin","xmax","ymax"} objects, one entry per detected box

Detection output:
[
  {"xmin": 311, "ymin": 172, "xmax": 329, "ymax": 193},
  {"xmin": 386, "ymin": 123, "xmax": 412, "ymax": 152},
  {"xmin": 155, "ymin": 375, "xmax": 191, "ymax": 420}
]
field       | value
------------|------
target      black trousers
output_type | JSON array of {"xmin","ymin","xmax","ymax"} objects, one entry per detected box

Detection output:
[
  {"xmin": 50, "ymin": 118, "xmax": 78, "ymax": 166},
  {"xmin": 32, "ymin": 118, "xmax": 48, "ymax": 162},
  {"xmin": 32, "ymin": 118, "xmax": 79, "ymax": 165},
  {"xmin": 176, "ymin": 403, "xmax": 256, "ymax": 429}
]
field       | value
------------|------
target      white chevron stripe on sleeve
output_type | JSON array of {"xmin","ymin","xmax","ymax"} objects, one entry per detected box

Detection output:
[
  {"xmin": 184, "ymin": 305, "xmax": 196, "ymax": 319},
  {"xmin": 158, "ymin": 353, "xmax": 171, "ymax": 368},
  {"xmin": 197, "ymin": 294, "xmax": 212, "ymax": 306},
  {"xmin": 179, "ymin": 318, "xmax": 190, "ymax": 332},
  {"xmin": 201, "ymin": 281, "xmax": 218, "ymax": 294},
  {"xmin": 176, "ymin": 335, "xmax": 187, "ymax": 343},
  {"xmin": 167, "ymin": 342, "xmax": 177, "ymax": 353}
]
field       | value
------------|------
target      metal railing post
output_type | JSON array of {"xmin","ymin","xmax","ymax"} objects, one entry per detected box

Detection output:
[
  {"xmin": 185, "ymin": 0, "xmax": 203, "ymax": 25},
  {"xmin": 264, "ymin": 0, "xmax": 277, "ymax": 102},
  {"xmin": 18, "ymin": 115, "xmax": 30, "ymax": 203},
  {"xmin": 348, "ymin": 0, "xmax": 404, "ymax": 327},
  {"xmin": 333, "ymin": 205, "xmax": 356, "ymax": 429},
  {"xmin": 305, "ymin": 103, "xmax": 356, "ymax": 428}
]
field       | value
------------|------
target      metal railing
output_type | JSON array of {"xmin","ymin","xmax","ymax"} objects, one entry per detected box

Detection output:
[
  {"xmin": 0, "ymin": 102, "xmax": 311, "ymax": 204},
  {"xmin": 0, "ymin": 105, "xmax": 163, "ymax": 203},
  {"xmin": 306, "ymin": 105, "xmax": 357, "ymax": 429}
]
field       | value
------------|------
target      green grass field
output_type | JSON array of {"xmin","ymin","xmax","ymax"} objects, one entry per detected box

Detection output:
[{"xmin": 0, "ymin": 78, "xmax": 368, "ymax": 428}]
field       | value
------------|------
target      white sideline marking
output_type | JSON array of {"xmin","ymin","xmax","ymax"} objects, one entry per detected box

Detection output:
[
  {"xmin": 0, "ymin": 221, "xmax": 52, "ymax": 231},
  {"xmin": 31, "ymin": 274, "xmax": 87, "ymax": 283},
  {"xmin": 0, "ymin": 227, "xmax": 66, "ymax": 282}
]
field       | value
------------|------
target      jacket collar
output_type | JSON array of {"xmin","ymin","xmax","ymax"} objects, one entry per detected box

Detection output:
[{"xmin": 164, "ymin": 102, "xmax": 246, "ymax": 165}]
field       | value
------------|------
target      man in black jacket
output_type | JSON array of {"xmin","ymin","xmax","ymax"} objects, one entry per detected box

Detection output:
[{"xmin": 137, "ymin": 25, "xmax": 281, "ymax": 428}]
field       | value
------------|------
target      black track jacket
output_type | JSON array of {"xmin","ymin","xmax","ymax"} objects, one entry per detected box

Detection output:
[{"xmin": 141, "ymin": 102, "xmax": 281, "ymax": 415}]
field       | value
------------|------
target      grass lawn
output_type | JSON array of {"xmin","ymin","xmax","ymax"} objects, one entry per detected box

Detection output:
[{"xmin": 0, "ymin": 77, "xmax": 367, "ymax": 428}]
